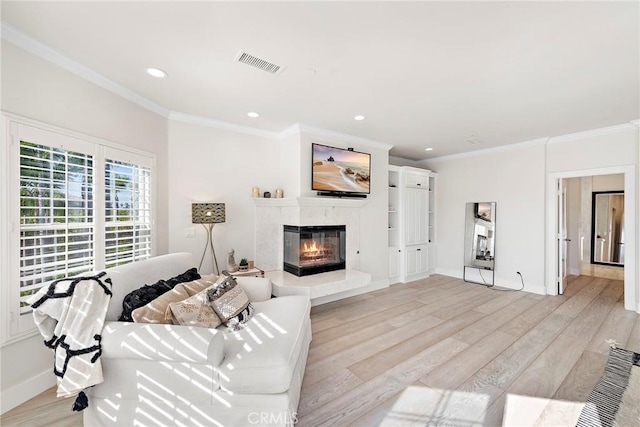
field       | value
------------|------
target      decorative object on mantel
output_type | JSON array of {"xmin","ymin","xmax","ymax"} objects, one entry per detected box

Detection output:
[
  {"xmin": 227, "ymin": 249, "xmax": 239, "ymax": 273},
  {"xmin": 263, "ymin": 191, "xmax": 271, "ymax": 198},
  {"xmin": 248, "ymin": 260, "xmax": 255, "ymax": 269},
  {"xmin": 252, "ymin": 187, "xmax": 260, "ymax": 197},
  {"xmin": 275, "ymin": 188, "xmax": 284, "ymax": 198},
  {"xmin": 239, "ymin": 258, "xmax": 249, "ymax": 271},
  {"xmin": 192, "ymin": 202, "xmax": 225, "ymax": 275}
]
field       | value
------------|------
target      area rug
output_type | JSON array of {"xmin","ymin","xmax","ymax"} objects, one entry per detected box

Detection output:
[{"xmin": 576, "ymin": 346, "xmax": 640, "ymax": 427}]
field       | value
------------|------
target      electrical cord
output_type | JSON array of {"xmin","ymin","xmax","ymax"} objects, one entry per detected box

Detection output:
[
  {"xmin": 478, "ymin": 268, "xmax": 489, "ymax": 285},
  {"xmin": 487, "ymin": 271, "xmax": 525, "ymax": 292}
]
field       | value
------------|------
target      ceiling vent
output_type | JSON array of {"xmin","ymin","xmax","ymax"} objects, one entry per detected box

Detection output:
[{"xmin": 235, "ymin": 50, "xmax": 284, "ymax": 75}]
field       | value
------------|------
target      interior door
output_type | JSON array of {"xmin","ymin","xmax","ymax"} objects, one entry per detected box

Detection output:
[{"xmin": 557, "ymin": 179, "xmax": 569, "ymax": 294}]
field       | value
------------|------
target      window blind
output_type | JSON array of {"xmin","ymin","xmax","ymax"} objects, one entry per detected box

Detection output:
[
  {"xmin": 104, "ymin": 158, "xmax": 152, "ymax": 268},
  {"xmin": 19, "ymin": 141, "xmax": 94, "ymax": 313}
]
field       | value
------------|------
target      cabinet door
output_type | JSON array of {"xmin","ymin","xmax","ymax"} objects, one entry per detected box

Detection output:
[
  {"xmin": 405, "ymin": 188, "xmax": 428, "ymax": 245},
  {"xmin": 389, "ymin": 247, "xmax": 401, "ymax": 278},
  {"xmin": 405, "ymin": 247, "xmax": 419, "ymax": 277},
  {"xmin": 406, "ymin": 172, "xmax": 429, "ymax": 188},
  {"xmin": 406, "ymin": 245, "xmax": 428, "ymax": 278},
  {"xmin": 417, "ymin": 245, "xmax": 429, "ymax": 274}
]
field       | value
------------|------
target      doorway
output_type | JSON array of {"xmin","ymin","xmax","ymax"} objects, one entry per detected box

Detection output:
[
  {"xmin": 546, "ymin": 165, "xmax": 637, "ymax": 313},
  {"xmin": 560, "ymin": 176, "xmax": 625, "ymax": 295}
]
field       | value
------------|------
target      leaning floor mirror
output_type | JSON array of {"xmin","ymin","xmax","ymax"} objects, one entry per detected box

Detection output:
[{"xmin": 463, "ymin": 202, "xmax": 496, "ymax": 286}]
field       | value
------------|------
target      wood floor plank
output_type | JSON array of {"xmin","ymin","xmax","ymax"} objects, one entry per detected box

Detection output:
[
  {"xmin": 561, "ymin": 281, "xmax": 622, "ymax": 341},
  {"xmin": 300, "ymin": 337, "xmax": 470, "ymax": 426},
  {"xmin": 463, "ymin": 312, "xmax": 572, "ymax": 393},
  {"xmin": 474, "ymin": 287, "xmax": 529, "ymax": 314},
  {"xmin": 297, "ymin": 368, "xmax": 363, "ymax": 417},
  {"xmin": 452, "ymin": 294, "xmax": 542, "ymax": 345},
  {"xmin": 5, "ymin": 275, "xmax": 638, "ymax": 427},
  {"xmin": 310, "ymin": 300, "xmax": 424, "ymax": 346},
  {"xmin": 586, "ymin": 301, "xmax": 637, "ymax": 355},
  {"xmin": 302, "ymin": 315, "xmax": 444, "ymax": 386},
  {"xmin": 420, "ymin": 330, "xmax": 518, "ymax": 390},
  {"xmin": 347, "ymin": 310, "xmax": 485, "ymax": 382},
  {"xmin": 507, "ymin": 333, "xmax": 585, "ymax": 398},
  {"xmin": 554, "ymin": 350, "xmax": 608, "ymax": 402}
]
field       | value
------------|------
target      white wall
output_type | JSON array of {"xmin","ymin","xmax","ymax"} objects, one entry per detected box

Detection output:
[
  {"xmin": 299, "ymin": 132, "xmax": 390, "ymax": 285},
  {"xmin": 167, "ymin": 120, "xmax": 281, "ymax": 273},
  {"xmin": 546, "ymin": 127, "xmax": 637, "ymax": 310},
  {"xmin": 424, "ymin": 144, "xmax": 547, "ymax": 293},
  {"xmin": 1, "ymin": 43, "xmax": 168, "ymax": 413},
  {"xmin": 167, "ymin": 122, "xmax": 391, "ymax": 287},
  {"xmin": 423, "ymin": 125, "xmax": 638, "ymax": 304}
]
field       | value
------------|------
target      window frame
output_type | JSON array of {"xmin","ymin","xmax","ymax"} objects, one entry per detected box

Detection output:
[{"xmin": 2, "ymin": 114, "xmax": 157, "ymax": 345}]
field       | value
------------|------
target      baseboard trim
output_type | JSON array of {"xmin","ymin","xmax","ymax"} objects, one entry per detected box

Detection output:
[
  {"xmin": 434, "ymin": 268, "xmax": 544, "ymax": 295},
  {"xmin": 1, "ymin": 369, "xmax": 55, "ymax": 414},
  {"xmin": 311, "ymin": 278, "xmax": 389, "ymax": 306}
]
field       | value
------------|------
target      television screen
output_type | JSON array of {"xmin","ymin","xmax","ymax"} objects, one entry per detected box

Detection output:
[{"xmin": 312, "ymin": 143, "xmax": 371, "ymax": 194}]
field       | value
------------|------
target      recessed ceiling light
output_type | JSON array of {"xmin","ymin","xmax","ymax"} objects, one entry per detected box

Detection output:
[
  {"xmin": 146, "ymin": 67, "xmax": 167, "ymax": 78},
  {"xmin": 425, "ymin": 148, "xmax": 434, "ymax": 151},
  {"xmin": 354, "ymin": 115, "xmax": 365, "ymax": 121},
  {"xmin": 247, "ymin": 112, "xmax": 260, "ymax": 118}
]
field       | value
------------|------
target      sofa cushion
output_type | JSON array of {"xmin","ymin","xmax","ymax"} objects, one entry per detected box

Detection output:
[
  {"xmin": 132, "ymin": 274, "xmax": 218, "ymax": 324},
  {"xmin": 132, "ymin": 285, "xmax": 190, "ymax": 324},
  {"xmin": 218, "ymin": 295, "xmax": 311, "ymax": 394},
  {"xmin": 206, "ymin": 273, "xmax": 254, "ymax": 330},
  {"xmin": 168, "ymin": 287, "xmax": 222, "ymax": 329},
  {"xmin": 118, "ymin": 267, "xmax": 200, "ymax": 322}
]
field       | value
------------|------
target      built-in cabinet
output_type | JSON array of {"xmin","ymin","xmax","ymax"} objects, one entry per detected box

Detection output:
[{"xmin": 388, "ymin": 166, "xmax": 437, "ymax": 283}]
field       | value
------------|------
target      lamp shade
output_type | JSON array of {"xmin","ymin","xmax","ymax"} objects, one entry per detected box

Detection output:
[{"xmin": 192, "ymin": 203, "xmax": 225, "ymax": 224}]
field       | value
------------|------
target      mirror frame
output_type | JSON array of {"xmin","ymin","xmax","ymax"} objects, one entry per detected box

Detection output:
[
  {"xmin": 590, "ymin": 190, "xmax": 624, "ymax": 267},
  {"xmin": 463, "ymin": 201, "xmax": 496, "ymax": 287}
]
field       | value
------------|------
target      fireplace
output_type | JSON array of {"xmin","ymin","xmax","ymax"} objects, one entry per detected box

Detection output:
[{"xmin": 283, "ymin": 225, "xmax": 346, "ymax": 276}]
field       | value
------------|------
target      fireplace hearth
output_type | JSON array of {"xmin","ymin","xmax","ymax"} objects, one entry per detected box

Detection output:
[{"xmin": 283, "ymin": 225, "xmax": 346, "ymax": 276}]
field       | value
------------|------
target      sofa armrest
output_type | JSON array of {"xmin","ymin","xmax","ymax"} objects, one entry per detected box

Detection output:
[
  {"xmin": 101, "ymin": 321, "xmax": 224, "ymax": 365},
  {"xmin": 236, "ymin": 277, "xmax": 272, "ymax": 302}
]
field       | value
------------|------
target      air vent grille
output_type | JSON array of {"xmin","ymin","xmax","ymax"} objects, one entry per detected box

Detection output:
[{"xmin": 236, "ymin": 51, "xmax": 283, "ymax": 75}]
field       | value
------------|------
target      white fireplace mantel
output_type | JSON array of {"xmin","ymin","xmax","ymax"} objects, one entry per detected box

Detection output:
[
  {"xmin": 251, "ymin": 196, "xmax": 368, "ymax": 208},
  {"xmin": 254, "ymin": 196, "xmax": 366, "ymax": 271}
]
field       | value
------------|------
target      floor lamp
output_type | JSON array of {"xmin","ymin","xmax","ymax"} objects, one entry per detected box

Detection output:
[{"xmin": 192, "ymin": 202, "xmax": 225, "ymax": 275}]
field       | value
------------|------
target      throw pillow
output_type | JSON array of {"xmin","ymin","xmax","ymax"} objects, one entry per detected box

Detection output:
[
  {"xmin": 131, "ymin": 285, "xmax": 190, "ymax": 324},
  {"xmin": 181, "ymin": 274, "xmax": 217, "ymax": 297},
  {"xmin": 131, "ymin": 275, "xmax": 217, "ymax": 323},
  {"xmin": 118, "ymin": 267, "xmax": 200, "ymax": 322},
  {"xmin": 206, "ymin": 272, "xmax": 254, "ymax": 331},
  {"xmin": 167, "ymin": 285, "xmax": 222, "ymax": 329}
]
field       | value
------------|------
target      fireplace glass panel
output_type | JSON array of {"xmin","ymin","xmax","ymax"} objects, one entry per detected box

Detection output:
[{"xmin": 283, "ymin": 225, "xmax": 346, "ymax": 276}]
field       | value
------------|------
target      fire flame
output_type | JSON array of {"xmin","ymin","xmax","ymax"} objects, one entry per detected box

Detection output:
[{"xmin": 302, "ymin": 240, "xmax": 323, "ymax": 256}]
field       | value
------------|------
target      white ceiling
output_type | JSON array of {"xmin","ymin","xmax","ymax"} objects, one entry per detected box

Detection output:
[{"xmin": 2, "ymin": 1, "xmax": 638, "ymax": 160}]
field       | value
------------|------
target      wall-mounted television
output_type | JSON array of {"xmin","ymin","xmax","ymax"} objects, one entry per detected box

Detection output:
[{"xmin": 312, "ymin": 143, "xmax": 371, "ymax": 197}]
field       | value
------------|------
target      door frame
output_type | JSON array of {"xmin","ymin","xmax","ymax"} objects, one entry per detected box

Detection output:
[{"xmin": 545, "ymin": 165, "xmax": 637, "ymax": 312}]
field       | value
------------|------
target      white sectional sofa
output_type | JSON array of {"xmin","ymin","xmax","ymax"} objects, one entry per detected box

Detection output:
[{"xmin": 84, "ymin": 253, "xmax": 312, "ymax": 427}]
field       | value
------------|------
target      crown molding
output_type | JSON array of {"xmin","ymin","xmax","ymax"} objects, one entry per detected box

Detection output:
[
  {"xmin": 547, "ymin": 122, "xmax": 637, "ymax": 144},
  {"xmin": 425, "ymin": 137, "xmax": 550, "ymax": 163},
  {"xmin": 1, "ymin": 22, "xmax": 171, "ymax": 118},
  {"xmin": 278, "ymin": 123, "xmax": 302, "ymax": 140},
  {"xmin": 169, "ymin": 111, "xmax": 282, "ymax": 140},
  {"xmin": 295, "ymin": 124, "xmax": 394, "ymax": 151},
  {"xmin": 631, "ymin": 119, "xmax": 640, "ymax": 128}
]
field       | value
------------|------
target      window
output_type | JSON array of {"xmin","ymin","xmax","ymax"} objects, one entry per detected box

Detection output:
[
  {"xmin": 5, "ymin": 120, "xmax": 155, "ymax": 340},
  {"xmin": 19, "ymin": 141, "xmax": 95, "ymax": 313},
  {"xmin": 104, "ymin": 158, "xmax": 152, "ymax": 268}
]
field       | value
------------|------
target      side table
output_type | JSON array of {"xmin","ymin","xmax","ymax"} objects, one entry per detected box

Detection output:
[{"xmin": 230, "ymin": 267, "xmax": 265, "ymax": 278}]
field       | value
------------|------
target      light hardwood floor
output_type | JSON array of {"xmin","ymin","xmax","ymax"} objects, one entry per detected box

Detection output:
[{"xmin": 2, "ymin": 275, "xmax": 638, "ymax": 426}]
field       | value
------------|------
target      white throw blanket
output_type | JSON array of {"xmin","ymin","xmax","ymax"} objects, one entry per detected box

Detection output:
[{"xmin": 27, "ymin": 272, "xmax": 112, "ymax": 404}]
